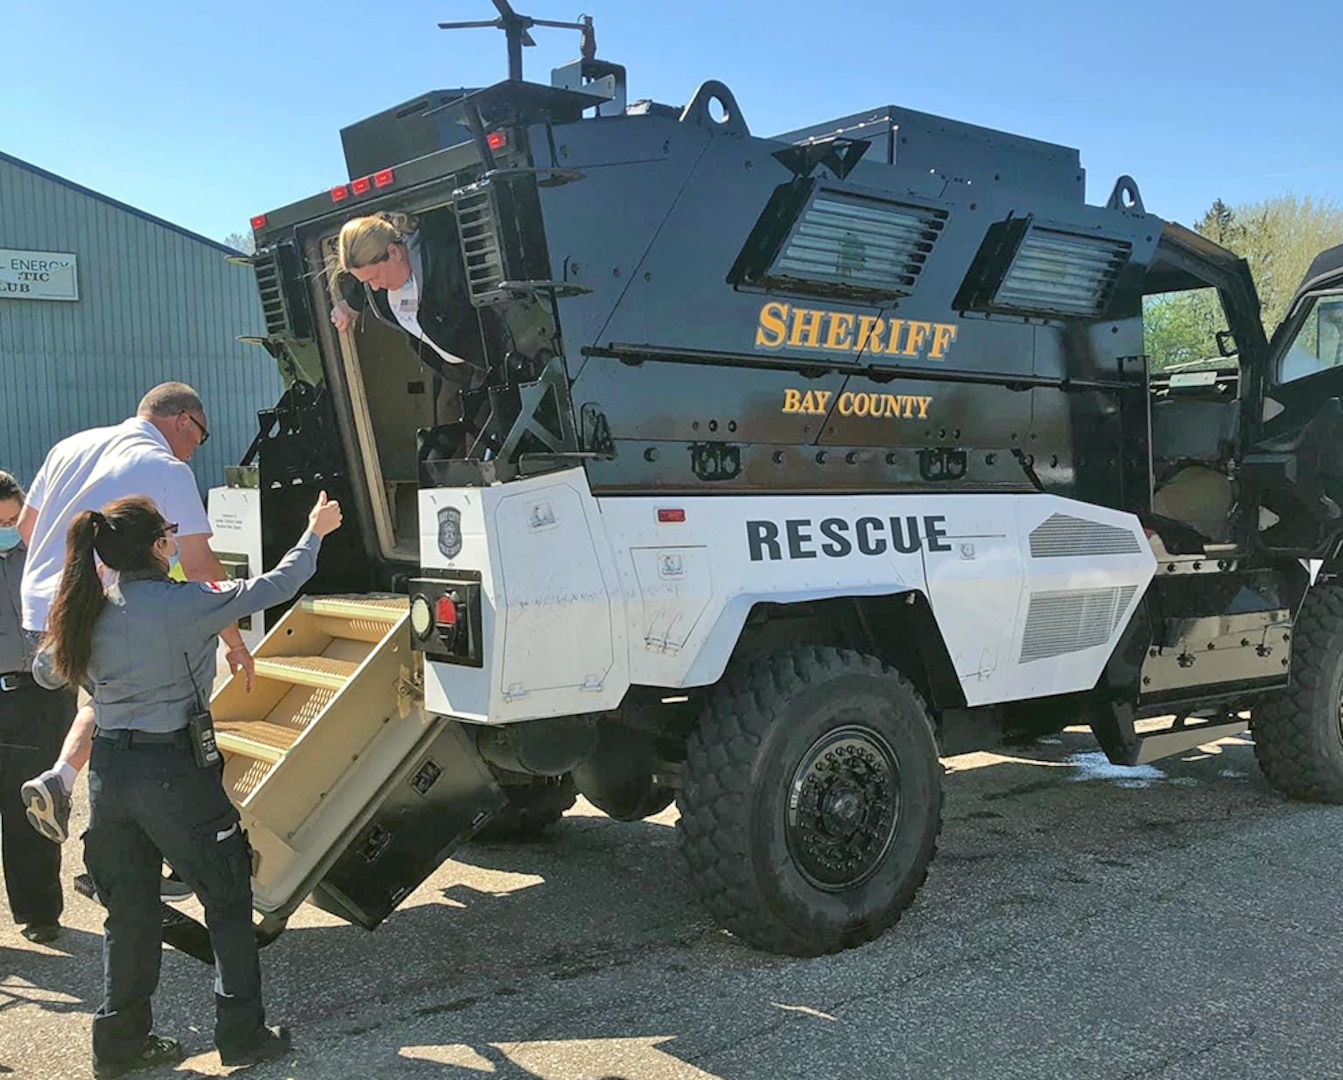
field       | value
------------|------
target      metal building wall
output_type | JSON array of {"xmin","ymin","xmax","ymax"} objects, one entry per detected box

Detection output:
[{"xmin": 0, "ymin": 151, "xmax": 282, "ymax": 495}]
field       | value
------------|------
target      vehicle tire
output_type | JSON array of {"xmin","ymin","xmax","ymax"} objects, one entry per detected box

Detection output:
[
  {"xmin": 474, "ymin": 775, "xmax": 577, "ymax": 841},
  {"xmin": 1252, "ymin": 584, "xmax": 1343, "ymax": 802},
  {"xmin": 677, "ymin": 646, "xmax": 942, "ymax": 957}
]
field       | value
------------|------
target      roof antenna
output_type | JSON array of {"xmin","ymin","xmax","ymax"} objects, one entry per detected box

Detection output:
[{"xmin": 439, "ymin": 1, "xmax": 597, "ymax": 82}]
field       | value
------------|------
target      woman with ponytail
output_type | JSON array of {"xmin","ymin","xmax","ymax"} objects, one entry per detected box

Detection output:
[
  {"xmin": 47, "ymin": 492, "xmax": 343, "ymax": 1078},
  {"xmin": 327, "ymin": 209, "xmax": 490, "ymax": 433}
]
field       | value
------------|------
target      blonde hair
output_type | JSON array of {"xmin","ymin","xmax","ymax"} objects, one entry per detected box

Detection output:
[{"xmin": 336, "ymin": 211, "xmax": 417, "ymax": 271}]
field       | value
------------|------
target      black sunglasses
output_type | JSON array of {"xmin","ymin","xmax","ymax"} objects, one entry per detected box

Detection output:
[
  {"xmin": 185, "ymin": 414, "xmax": 210, "ymax": 445},
  {"xmin": 162, "ymin": 522, "xmax": 179, "ymax": 537}
]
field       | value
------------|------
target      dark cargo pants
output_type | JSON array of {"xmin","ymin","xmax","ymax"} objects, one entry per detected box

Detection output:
[
  {"xmin": 0, "ymin": 680, "xmax": 71, "ymax": 925},
  {"xmin": 84, "ymin": 732, "xmax": 266, "ymax": 1066}
]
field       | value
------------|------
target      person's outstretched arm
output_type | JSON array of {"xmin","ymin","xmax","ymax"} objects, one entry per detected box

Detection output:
[{"xmin": 183, "ymin": 493, "xmax": 343, "ymax": 637}]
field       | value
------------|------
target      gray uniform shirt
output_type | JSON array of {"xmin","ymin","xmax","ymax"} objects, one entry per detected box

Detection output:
[
  {"xmin": 89, "ymin": 532, "xmax": 322, "ymax": 734},
  {"xmin": 0, "ymin": 545, "xmax": 27, "ymax": 674}
]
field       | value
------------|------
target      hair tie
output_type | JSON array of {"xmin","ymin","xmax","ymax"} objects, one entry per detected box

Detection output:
[{"xmin": 90, "ymin": 510, "xmax": 106, "ymax": 532}]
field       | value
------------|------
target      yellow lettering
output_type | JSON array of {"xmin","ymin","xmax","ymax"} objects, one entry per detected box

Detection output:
[
  {"xmin": 903, "ymin": 321, "xmax": 932, "ymax": 357},
  {"xmin": 788, "ymin": 308, "xmax": 825, "ymax": 348},
  {"xmin": 915, "ymin": 396, "xmax": 932, "ymax": 419},
  {"xmin": 755, "ymin": 302, "xmax": 789, "ymax": 350},
  {"xmin": 837, "ymin": 393, "xmax": 855, "ymax": 416},
  {"xmin": 856, "ymin": 315, "xmax": 885, "ymax": 355},
  {"xmin": 929, "ymin": 323, "xmax": 958, "ymax": 360},
  {"xmin": 882, "ymin": 394, "xmax": 902, "ymax": 418},
  {"xmin": 813, "ymin": 390, "xmax": 833, "ymax": 413},
  {"xmin": 887, "ymin": 319, "xmax": 905, "ymax": 356},
  {"xmin": 853, "ymin": 393, "xmax": 872, "ymax": 417},
  {"xmin": 782, "ymin": 388, "xmax": 803, "ymax": 414},
  {"xmin": 824, "ymin": 312, "xmax": 856, "ymax": 352}
]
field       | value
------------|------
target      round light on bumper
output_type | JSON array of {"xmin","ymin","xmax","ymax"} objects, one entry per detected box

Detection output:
[{"xmin": 409, "ymin": 594, "xmax": 434, "ymax": 639}]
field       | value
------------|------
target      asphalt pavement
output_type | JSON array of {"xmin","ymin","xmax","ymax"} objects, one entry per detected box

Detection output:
[{"xmin": 3, "ymin": 726, "xmax": 1342, "ymax": 1080}]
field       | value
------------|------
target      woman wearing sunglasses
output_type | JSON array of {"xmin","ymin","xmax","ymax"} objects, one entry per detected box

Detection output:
[{"xmin": 44, "ymin": 490, "xmax": 342, "ymax": 1078}]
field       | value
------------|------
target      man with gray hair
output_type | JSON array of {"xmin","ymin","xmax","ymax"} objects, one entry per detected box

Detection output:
[{"xmin": 18, "ymin": 383, "xmax": 254, "ymax": 852}]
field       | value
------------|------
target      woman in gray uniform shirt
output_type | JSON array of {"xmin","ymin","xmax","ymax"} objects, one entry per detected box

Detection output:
[{"xmin": 44, "ymin": 490, "xmax": 342, "ymax": 1078}]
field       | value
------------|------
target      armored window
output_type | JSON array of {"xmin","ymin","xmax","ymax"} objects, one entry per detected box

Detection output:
[
  {"xmin": 729, "ymin": 181, "xmax": 948, "ymax": 303},
  {"xmin": 955, "ymin": 216, "xmax": 1131, "ymax": 320}
]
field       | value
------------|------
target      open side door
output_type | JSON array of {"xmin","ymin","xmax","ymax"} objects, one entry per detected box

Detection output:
[{"xmin": 1242, "ymin": 243, "xmax": 1343, "ymax": 559}]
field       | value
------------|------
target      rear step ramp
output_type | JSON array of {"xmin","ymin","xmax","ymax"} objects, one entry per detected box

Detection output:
[{"xmin": 210, "ymin": 593, "xmax": 504, "ymax": 925}]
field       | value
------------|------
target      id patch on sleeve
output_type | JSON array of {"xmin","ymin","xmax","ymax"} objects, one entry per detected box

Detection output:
[{"xmin": 198, "ymin": 580, "xmax": 240, "ymax": 594}]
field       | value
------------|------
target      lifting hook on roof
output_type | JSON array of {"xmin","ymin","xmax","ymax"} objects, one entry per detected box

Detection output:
[{"xmin": 1106, "ymin": 175, "xmax": 1145, "ymax": 214}]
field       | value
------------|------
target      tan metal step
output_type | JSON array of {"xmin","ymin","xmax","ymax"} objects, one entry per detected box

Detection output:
[
  {"xmin": 300, "ymin": 595, "xmax": 408, "ymax": 622},
  {"xmin": 215, "ymin": 719, "xmax": 303, "ymax": 764},
  {"xmin": 253, "ymin": 655, "xmax": 358, "ymax": 690}
]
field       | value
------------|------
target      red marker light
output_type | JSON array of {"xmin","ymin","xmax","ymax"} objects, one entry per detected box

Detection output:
[
  {"xmin": 249, "ymin": 214, "xmax": 267, "ymax": 231},
  {"xmin": 373, "ymin": 168, "xmax": 395, "ymax": 188},
  {"xmin": 486, "ymin": 130, "xmax": 508, "ymax": 151},
  {"xmin": 351, "ymin": 175, "xmax": 372, "ymax": 196},
  {"xmin": 330, "ymin": 185, "xmax": 350, "ymax": 203},
  {"xmin": 657, "ymin": 508, "xmax": 686, "ymax": 523},
  {"xmin": 434, "ymin": 594, "xmax": 458, "ymax": 627}
]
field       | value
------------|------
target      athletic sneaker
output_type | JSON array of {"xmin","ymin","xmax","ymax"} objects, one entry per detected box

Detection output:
[
  {"xmin": 159, "ymin": 870, "xmax": 194, "ymax": 902},
  {"xmin": 21, "ymin": 771, "xmax": 70, "ymax": 844}
]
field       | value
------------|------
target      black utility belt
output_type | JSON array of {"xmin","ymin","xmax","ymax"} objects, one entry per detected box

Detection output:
[
  {"xmin": 0, "ymin": 671, "xmax": 36, "ymax": 692},
  {"xmin": 94, "ymin": 727, "xmax": 191, "ymax": 750}
]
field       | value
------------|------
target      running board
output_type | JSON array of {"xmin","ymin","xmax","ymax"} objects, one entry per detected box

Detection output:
[{"xmin": 1127, "ymin": 719, "xmax": 1249, "ymax": 766}]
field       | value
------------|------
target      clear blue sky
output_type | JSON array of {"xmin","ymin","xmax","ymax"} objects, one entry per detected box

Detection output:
[{"xmin": 3, "ymin": 0, "xmax": 1338, "ymax": 245}]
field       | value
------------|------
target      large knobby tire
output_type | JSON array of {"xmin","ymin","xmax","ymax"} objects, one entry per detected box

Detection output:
[
  {"xmin": 1252, "ymin": 584, "xmax": 1343, "ymax": 802},
  {"xmin": 678, "ymin": 647, "xmax": 943, "ymax": 957},
  {"xmin": 474, "ymin": 775, "xmax": 577, "ymax": 841}
]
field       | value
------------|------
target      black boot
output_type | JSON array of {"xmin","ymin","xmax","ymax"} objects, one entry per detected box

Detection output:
[
  {"xmin": 219, "ymin": 1025, "xmax": 292, "ymax": 1067},
  {"xmin": 93, "ymin": 1035, "xmax": 183, "ymax": 1079}
]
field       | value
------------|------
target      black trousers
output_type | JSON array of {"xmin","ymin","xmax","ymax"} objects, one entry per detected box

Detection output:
[
  {"xmin": 84, "ymin": 734, "xmax": 266, "ymax": 1065},
  {"xmin": 0, "ymin": 680, "xmax": 71, "ymax": 925}
]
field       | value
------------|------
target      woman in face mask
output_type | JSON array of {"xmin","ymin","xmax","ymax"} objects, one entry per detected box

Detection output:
[
  {"xmin": 0, "ymin": 470, "xmax": 72, "ymax": 945},
  {"xmin": 44, "ymin": 490, "xmax": 342, "ymax": 1077}
]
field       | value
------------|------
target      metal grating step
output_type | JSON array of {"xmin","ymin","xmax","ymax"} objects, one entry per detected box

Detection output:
[
  {"xmin": 253, "ymin": 655, "xmax": 358, "ymax": 690},
  {"xmin": 300, "ymin": 596, "xmax": 408, "ymax": 622},
  {"xmin": 215, "ymin": 719, "xmax": 304, "ymax": 764}
]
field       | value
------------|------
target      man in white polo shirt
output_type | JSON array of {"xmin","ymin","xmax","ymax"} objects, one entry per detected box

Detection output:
[{"xmin": 18, "ymin": 383, "xmax": 254, "ymax": 847}]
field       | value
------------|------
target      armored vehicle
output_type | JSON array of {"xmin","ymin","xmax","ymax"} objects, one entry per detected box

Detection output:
[{"xmin": 199, "ymin": 5, "xmax": 1343, "ymax": 957}]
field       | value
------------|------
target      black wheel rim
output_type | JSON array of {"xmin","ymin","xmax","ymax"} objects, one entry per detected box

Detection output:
[{"xmin": 785, "ymin": 724, "xmax": 901, "ymax": 892}]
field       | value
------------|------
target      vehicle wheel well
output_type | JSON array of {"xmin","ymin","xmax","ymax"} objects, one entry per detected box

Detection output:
[{"xmin": 731, "ymin": 594, "xmax": 965, "ymax": 712}]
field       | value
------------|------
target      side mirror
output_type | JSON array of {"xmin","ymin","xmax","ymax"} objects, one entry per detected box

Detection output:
[{"xmin": 1216, "ymin": 329, "xmax": 1238, "ymax": 357}]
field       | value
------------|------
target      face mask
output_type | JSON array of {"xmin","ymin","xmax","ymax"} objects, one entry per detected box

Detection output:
[
  {"xmin": 163, "ymin": 538, "xmax": 181, "ymax": 577},
  {"xmin": 0, "ymin": 527, "xmax": 20, "ymax": 552}
]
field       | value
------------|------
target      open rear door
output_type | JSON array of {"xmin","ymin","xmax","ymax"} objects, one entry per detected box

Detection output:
[{"xmin": 1243, "ymin": 244, "xmax": 1343, "ymax": 558}]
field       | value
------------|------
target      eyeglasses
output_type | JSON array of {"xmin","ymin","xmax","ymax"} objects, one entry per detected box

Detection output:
[
  {"xmin": 162, "ymin": 522, "xmax": 179, "ymax": 537},
  {"xmin": 185, "ymin": 414, "xmax": 210, "ymax": 445}
]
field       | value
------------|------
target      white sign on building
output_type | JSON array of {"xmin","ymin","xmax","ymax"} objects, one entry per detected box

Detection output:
[{"xmin": 0, "ymin": 249, "xmax": 78, "ymax": 301}]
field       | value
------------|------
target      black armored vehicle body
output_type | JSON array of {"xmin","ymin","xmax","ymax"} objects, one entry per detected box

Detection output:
[{"xmin": 209, "ymin": 6, "xmax": 1343, "ymax": 957}]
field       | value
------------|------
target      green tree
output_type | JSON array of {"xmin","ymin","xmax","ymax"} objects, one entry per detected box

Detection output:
[
  {"xmin": 1144, "ymin": 288, "xmax": 1223, "ymax": 370},
  {"xmin": 1143, "ymin": 194, "xmax": 1343, "ymax": 371},
  {"xmin": 223, "ymin": 230, "xmax": 256, "ymax": 255},
  {"xmin": 1197, "ymin": 194, "xmax": 1343, "ymax": 333}
]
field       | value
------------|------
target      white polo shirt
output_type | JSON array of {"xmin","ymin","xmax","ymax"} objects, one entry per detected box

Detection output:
[
  {"xmin": 21, "ymin": 417, "xmax": 211, "ymax": 632},
  {"xmin": 384, "ymin": 231, "xmax": 467, "ymax": 367}
]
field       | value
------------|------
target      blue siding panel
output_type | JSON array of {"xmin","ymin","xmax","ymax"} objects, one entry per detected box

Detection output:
[{"xmin": 0, "ymin": 154, "xmax": 281, "ymax": 497}]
